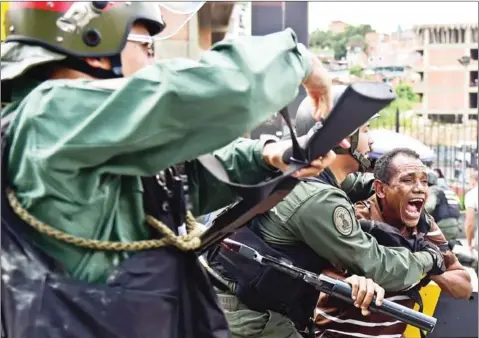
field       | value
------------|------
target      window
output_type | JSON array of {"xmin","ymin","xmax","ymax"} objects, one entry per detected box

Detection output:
[
  {"xmin": 470, "ymin": 71, "xmax": 478, "ymax": 87},
  {"xmin": 471, "ymin": 49, "xmax": 478, "ymax": 61},
  {"xmin": 469, "ymin": 93, "xmax": 478, "ymax": 109}
]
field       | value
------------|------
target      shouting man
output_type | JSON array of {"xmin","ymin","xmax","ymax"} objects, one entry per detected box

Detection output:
[{"xmin": 316, "ymin": 148, "xmax": 472, "ymax": 338}]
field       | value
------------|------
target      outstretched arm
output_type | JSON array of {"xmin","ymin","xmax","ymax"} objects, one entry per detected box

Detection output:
[{"xmin": 290, "ymin": 188, "xmax": 435, "ymax": 292}]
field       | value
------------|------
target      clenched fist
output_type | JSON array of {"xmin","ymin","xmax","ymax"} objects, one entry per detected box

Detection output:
[{"xmin": 302, "ymin": 53, "xmax": 333, "ymax": 121}]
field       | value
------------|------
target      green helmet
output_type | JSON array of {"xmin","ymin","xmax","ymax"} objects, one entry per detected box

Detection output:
[{"xmin": 1, "ymin": 1, "xmax": 165, "ymax": 82}]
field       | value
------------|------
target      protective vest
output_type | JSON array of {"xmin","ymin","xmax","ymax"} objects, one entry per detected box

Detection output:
[
  {"xmin": 209, "ymin": 170, "xmax": 358, "ymax": 331},
  {"xmin": 431, "ymin": 187, "xmax": 461, "ymax": 222},
  {"xmin": 211, "ymin": 219, "xmax": 331, "ymax": 332},
  {"xmin": 1, "ymin": 116, "xmax": 229, "ymax": 338}
]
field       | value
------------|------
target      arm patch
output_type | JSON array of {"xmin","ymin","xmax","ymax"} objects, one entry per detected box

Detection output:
[{"xmin": 333, "ymin": 206, "xmax": 354, "ymax": 236}]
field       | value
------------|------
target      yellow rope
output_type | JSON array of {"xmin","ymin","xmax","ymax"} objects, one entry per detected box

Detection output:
[{"xmin": 6, "ymin": 187, "xmax": 202, "ymax": 252}]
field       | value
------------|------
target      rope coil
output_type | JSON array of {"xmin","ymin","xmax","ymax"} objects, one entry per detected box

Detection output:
[{"xmin": 6, "ymin": 187, "xmax": 202, "ymax": 252}]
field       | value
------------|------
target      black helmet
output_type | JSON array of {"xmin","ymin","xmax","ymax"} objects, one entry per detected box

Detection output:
[{"xmin": 295, "ymin": 85, "xmax": 379, "ymax": 172}]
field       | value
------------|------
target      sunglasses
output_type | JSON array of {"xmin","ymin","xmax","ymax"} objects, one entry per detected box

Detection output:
[{"xmin": 127, "ymin": 33, "xmax": 155, "ymax": 57}]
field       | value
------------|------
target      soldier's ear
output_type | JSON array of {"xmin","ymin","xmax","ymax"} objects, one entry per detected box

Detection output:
[
  {"xmin": 374, "ymin": 179, "xmax": 386, "ymax": 199},
  {"xmin": 84, "ymin": 57, "xmax": 112, "ymax": 71}
]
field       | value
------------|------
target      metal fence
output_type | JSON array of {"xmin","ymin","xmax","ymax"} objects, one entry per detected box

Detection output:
[
  {"xmin": 371, "ymin": 112, "xmax": 478, "ymax": 198},
  {"xmin": 250, "ymin": 108, "xmax": 478, "ymax": 197}
]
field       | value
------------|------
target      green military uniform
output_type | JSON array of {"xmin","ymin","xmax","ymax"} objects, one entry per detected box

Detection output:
[
  {"xmin": 221, "ymin": 169, "xmax": 434, "ymax": 338},
  {"xmin": 341, "ymin": 172, "xmax": 375, "ymax": 203},
  {"xmin": 3, "ymin": 28, "xmax": 313, "ymax": 283},
  {"xmin": 426, "ymin": 186, "xmax": 459, "ymax": 241}
]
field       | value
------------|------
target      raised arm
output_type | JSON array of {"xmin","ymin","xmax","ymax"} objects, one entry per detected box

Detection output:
[{"xmin": 9, "ymin": 29, "xmax": 313, "ymax": 176}]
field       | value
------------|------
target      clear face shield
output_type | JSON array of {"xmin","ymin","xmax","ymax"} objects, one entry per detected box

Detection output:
[{"xmin": 154, "ymin": 2, "xmax": 205, "ymax": 40}]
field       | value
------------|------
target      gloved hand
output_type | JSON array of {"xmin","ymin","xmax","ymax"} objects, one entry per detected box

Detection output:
[{"xmin": 421, "ymin": 242, "xmax": 446, "ymax": 276}]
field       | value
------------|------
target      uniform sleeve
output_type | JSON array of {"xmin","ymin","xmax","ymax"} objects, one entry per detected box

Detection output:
[
  {"xmin": 289, "ymin": 189, "xmax": 434, "ymax": 292},
  {"xmin": 187, "ymin": 138, "xmax": 279, "ymax": 215},
  {"xmin": 341, "ymin": 173, "xmax": 375, "ymax": 204},
  {"xmin": 14, "ymin": 28, "xmax": 311, "ymax": 176}
]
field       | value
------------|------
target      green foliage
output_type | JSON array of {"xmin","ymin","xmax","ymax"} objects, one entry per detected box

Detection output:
[
  {"xmin": 309, "ymin": 24, "xmax": 374, "ymax": 60},
  {"xmin": 370, "ymin": 82, "xmax": 419, "ymax": 129},
  {"xmin": 349, "ymin": 65, "xmax": 363, "ymax": 77},
  {"xmin": 394, "ymin": 82, "xmax": 420, "ymax": 102}
]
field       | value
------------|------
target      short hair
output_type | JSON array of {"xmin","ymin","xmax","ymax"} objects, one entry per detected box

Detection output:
[{"xmin": 374, "ymin": 148, "xmax": 421, "ymax": 183}]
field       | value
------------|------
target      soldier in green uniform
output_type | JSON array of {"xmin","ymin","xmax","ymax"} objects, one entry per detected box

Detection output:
[
  {"xmin": 1, "ymin": 1, "xmax": 338, "ymax": 283},
  {"xmin": 208, "ymin": 86, "xmax": 446, "ymax": 338},
  {"xmin": 0, "ymin": 2, "xmax": 341, "ymax": 337},
  {"xmin": 425, "ymin": 171, "xmax": 461, "ymax": 241}
]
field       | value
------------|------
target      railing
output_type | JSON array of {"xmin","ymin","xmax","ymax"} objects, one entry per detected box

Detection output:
[{"xmin": 371, "ymin": 115, "xmax": 478, "ymax": 198}]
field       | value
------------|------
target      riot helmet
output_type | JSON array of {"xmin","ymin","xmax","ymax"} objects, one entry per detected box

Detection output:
[
  {"xmin": 1, "ymin": 1, "xmax": 203, "ymax": 83},
  {"xmin": 295, "ymin": 85, "xmax": 379, "ymax": 172}
]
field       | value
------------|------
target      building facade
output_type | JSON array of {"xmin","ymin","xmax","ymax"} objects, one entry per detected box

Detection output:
[
  {"xmin": 412, "ymin": 23, "xmax": 479, "ymax": 123},
  {"xmin": 154, "ymin": 2, "xmax": 237, "ymax": 61}
]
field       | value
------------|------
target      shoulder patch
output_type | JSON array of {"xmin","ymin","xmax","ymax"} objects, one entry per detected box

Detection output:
[{"xmin": 333, "ymin": 206, "xmax": 354, "ymax": 236}]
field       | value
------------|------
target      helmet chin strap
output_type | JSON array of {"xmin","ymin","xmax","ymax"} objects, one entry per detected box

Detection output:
[
  {"xmin": 333, "ymin": 131, "xmax": 371, "ymax": 173},
  {"xmin": 109, "ymin": 54, "xmax": 124, "ymax": 77},
  {"xmin": 59, "ymin": 55, "xmax": 123, "ymax": 79}
]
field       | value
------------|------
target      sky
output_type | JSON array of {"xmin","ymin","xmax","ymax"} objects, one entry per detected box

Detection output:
[{"xmin": 308, "ymin": 2, "xmax": 479, "ymax": 33}]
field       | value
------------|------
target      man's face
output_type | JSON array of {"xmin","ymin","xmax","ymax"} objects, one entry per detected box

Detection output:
[
  {"xmin": 355, "ymin": 123, "xmax": 374, "ymax": 157},
  {"xmin": 120, "ymin": 23, "xmax": 156, "ymax": 76},
  {"xmin": 376, "ymin": 154, "xmax": 428, "ymax": 228}
]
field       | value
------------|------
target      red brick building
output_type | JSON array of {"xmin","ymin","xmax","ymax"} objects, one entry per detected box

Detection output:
[{"xmin": 412, "ymin": 23, "xmax": 478, "ymax": 123}]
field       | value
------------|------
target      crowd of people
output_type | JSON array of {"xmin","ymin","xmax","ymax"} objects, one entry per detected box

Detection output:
[{"xmin": 1, "ymin": 2, "xmax": 477, "ymax": 338}]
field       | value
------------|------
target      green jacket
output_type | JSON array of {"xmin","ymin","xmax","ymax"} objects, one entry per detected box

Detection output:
[
  {"xmin": 3, "ymin": 29, "xmax": 311, "ymax": 283},
  {"xmin": 256, "ymin": 170, "xmax": 434, "ymax": 292}
]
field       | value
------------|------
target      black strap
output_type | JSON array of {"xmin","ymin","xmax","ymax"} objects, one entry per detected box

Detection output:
[
  {"xmin": 4, "ymin": 82, "xmax": 396, "ymax": 255},
  {"xmin": 406, "ymin": 286, "xmax": 428, "ymax": 338},
  {"xmin": 59, "ymin": 57, "xmax": 121, "ymax": 79},
  {"xmin": 196, "ymin": 107, "xmax": 307, "ymax": 253},
  {"xmin": 197, "ymin": 81, "xmax": 397, "ymax": 252}
]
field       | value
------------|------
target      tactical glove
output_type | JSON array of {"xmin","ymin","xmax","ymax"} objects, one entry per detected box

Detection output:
[{"xmin": 421, "ymin": 242, "xmax": 446, "ymax": 276}]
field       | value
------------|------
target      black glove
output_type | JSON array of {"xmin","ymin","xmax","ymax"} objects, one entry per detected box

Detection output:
[
  {"xmin": 421, "ymin": 242, "xmax": 446, "ymax": 276},
  {"xmin": 417, "ymin": 211, "xmax": 431, "ymax": 234}
]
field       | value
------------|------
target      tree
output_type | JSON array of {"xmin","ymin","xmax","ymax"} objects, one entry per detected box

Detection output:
[
  {"xmin": 349, "ymin": 65, "xmax": 363, "ymax": 77},
  {"xmin": 371, "ymin": 82, "xmax": 419, "ymax": 128},
  {"xmin": 394, "ymin": 82, "xmax": 419, "ymax": 102},
  {"xmin": 309, "ymin": 24, "xmax": 375, "ymax": 60}
]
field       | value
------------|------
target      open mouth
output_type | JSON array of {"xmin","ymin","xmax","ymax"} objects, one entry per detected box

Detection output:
[{"xmin": 404, "ymin": 198, "xmax": 424, "ymax": 218}]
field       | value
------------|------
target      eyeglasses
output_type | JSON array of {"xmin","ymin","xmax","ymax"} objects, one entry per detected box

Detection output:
[{"xmin": 127, "ymin": 33, "xmax": 155, "ymax": 57}]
